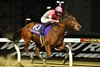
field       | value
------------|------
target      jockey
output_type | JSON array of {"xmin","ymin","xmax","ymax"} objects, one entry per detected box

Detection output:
[{"xmin": 40, "ymin": 6, "xmax": 63, "ymax": 34}]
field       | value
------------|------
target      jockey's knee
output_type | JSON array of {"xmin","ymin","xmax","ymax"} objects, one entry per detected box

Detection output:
[{"xmin": 41, "ymin": 17, "xmax": 50, "ymax": 23}]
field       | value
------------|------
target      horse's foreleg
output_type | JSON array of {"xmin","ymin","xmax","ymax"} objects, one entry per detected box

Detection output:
[
  {"xmin": 57, "ymin": 43, "xmax": 69, "ymax": 64},
  {"xmin": 56, "ymin": 43, "xmax": 66, "ymax": 51},
  {"xmin": 63, "ymin": 47, "xmax": 69, "ymax": 64},
  {"xmin": 63, "ymin": 43, "xmax": 73, "ymax": 67}
]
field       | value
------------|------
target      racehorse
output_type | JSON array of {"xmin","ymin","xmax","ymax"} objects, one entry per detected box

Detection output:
[{"xmin": 21, "ymin": 10, "xmax": 81, "ymax": 64}]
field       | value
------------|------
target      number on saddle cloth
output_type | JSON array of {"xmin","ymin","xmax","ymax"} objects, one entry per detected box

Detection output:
[{"xmin": 30, "ymin": 23, "xmax": 51, "ymax": 36}]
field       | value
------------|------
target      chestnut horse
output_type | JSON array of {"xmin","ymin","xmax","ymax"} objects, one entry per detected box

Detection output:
[{"xmin": 21, "ymin": 10, "xmax": 81, "ymax": 64}]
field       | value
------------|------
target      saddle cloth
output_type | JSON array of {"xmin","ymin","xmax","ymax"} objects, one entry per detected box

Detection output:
[{"xmin": 30, "ymin": 23, "xmax": 51, "ymax": 36}]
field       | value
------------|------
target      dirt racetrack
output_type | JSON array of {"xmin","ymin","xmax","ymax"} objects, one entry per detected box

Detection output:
[{"xmin": 0, "ymin": 57, "xmax": 100, "ymax": 67}]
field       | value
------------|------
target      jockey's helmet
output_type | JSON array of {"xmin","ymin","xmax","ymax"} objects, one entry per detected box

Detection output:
[{"xmin": 55, "ymin": 6, "xmax": 63, "ymax": 13}]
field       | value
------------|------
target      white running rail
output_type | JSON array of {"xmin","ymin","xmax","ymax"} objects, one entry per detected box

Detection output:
[{"xmin": 0, "ymin": 38, "xmax": 81, "ymax": 67}]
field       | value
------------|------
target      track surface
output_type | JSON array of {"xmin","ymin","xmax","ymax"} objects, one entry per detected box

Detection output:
[{"xmin": 0, "ymin": 57, "xmax": 100, "ymax": 67}]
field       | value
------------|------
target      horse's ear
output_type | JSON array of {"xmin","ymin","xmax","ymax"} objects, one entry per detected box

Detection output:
[
  {"xmin": 64, "ymin": 6, "xmax": 68, "ymax": 10},
  {"xmin": 63, "ymin": 6, "xmax": 69, "ymax": 14}
]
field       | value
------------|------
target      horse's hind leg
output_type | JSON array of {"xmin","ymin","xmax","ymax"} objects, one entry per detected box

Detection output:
[
  {"xmin": 24, "ymin": 41, "xmax": 30, "ymax": 53},
  {"xmin": 45, "ymin": 45, "xmax": 52, "ymax": 58},
  {"xmin": 24, "ymin": 40, "xmax": 34, "ymax": 63},
  {"xmin": 34, "ymin": 44, "xmax": 46, "ymax": 64},
  {"xmin": 34, "ymin": 45, "xmax": 42, "ymax": 58}
]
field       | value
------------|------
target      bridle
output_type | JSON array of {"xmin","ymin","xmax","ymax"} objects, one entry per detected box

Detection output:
[{"xmin": 58, "ymin": 11, "xmax": 73, "ymax": 27}]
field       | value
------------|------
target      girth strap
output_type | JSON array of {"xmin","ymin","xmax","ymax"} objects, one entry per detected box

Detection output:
[{"xmin": 40, "ymin": 36, "xmax": 45, "ymax": 46}]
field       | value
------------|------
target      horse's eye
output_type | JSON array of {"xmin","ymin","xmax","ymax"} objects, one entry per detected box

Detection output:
[{"xmin": 73, "ymin": 17, "xmax": 76, "ymax": 20}]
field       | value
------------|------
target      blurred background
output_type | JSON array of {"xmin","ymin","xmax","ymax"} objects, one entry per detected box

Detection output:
[
  {"xmin": 0, "ymin": 0, "xmax": 100, "ymax": 65},
  {"xmin": 0, "ymin": 0, "xmax": 100, "ymax": 38}
]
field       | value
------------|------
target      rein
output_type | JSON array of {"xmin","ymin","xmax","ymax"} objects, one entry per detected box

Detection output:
[
  {"xmin": 58, "ymin": 23, "xmax": 64, "ymax": 27},
  {"xmin": 57, "ymin": 13, "xmax": 65, "ymax": 27}
]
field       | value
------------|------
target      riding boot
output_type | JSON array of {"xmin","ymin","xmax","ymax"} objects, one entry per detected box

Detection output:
[{"xmin": 41, "ymin": 22, "xmax": 51, "ymax": 35}]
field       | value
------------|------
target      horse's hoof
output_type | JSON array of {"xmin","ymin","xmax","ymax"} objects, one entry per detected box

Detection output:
[
  {"xmin": 14, "ymin": 62, "xmax": 24, "ymax": 67},
  {"xmin": 30, "ymin": 59, "xmax": 34, "ymax": 63},
  {"xmin": 43, "ymin": 59, "xmax": 46, "ymax": 64},
  {"xmin": 62, "ymin": 60, "xmax": 66, "ymax": 64}
]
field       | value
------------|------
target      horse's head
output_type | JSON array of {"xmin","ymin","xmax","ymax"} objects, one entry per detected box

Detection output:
[{"xmin": 60, "ymin": 11, "xmax": 81, "ymax": 31}]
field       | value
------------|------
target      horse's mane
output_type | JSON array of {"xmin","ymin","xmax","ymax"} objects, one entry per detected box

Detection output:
[
  {"xmin": 59, "ymin": 11, "xmax": 68, "ymax": 22},
  {"xmin": 60, "ymin": 9, "xmax": 72, "ymax": 22},
  {"xmin": 60, "ymin": 12, "xmax": 65, "ymax": 21}
]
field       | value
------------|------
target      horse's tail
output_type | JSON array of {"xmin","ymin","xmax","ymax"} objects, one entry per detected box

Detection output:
[
  {"xmin": 12, "ymin": 29, "xmax": 22, "ymax": 43},
  {"xmin": 2, "ymin": 25, "xmax": 22, "ymax": 43}
]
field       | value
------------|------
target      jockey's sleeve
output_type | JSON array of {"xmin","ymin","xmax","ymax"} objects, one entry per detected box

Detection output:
[
  {"xmin": 48, "ymin": 15, "xmax": 52, "ymax": 19},
  {"xmin": 48, "ymin": 10, "xmax": 55, "ymax": 19}
]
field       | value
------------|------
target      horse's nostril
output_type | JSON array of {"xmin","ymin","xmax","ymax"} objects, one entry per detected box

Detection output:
[{"xmin": 78, "ymin": 26, "xmax": 81, "ymax": 28}]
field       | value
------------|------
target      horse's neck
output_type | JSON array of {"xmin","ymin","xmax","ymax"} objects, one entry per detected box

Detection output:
[
  {"xmin": 59, "ymin": 25, "xmax": 67, "ymax": 34},
  {"xmin": 51, "ymin": 15, "xmax": 68, "ymax": 36},
  {"xmin": 52, "ymin": 24, "xmax": 67, "ymax": 35}
]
